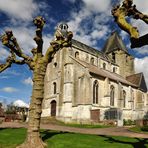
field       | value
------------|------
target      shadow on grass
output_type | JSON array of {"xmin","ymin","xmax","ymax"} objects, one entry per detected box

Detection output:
[
  {"xmin": 0, "ymin": 128, "xmax": 6, "ymax": 131},
  {"xmin": 99, "ymin": 135, "xmax": 148, "ymax": 148},
  {"xmin": 41, "ymin": 130, "xmax": 69, "ymax": 141}
]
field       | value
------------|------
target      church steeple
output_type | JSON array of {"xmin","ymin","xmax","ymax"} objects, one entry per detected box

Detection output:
[
  {"xmin": 102, "ymin": 31, "xmax": 135, "ymax": 78},
  {"xmin": 102, "ymin": 31, "xmax": 128, "ymax": 54}
]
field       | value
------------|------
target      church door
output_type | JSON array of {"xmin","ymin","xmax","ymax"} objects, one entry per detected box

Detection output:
[{"xmin": 51, "ymin": 100, "xmax": 56, "ymax": 116}]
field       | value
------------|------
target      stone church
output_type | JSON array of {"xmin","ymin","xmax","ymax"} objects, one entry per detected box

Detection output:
[{"xmin": 42, "ymin": 24, "xmax": 148, "ymax": 125}]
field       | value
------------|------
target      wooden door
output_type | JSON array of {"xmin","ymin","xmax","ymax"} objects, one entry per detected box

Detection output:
[
  {"xmin": 90, "ymin": 109, "xmax": 100, "ymax": 122},
  {"xmin": 51, "ymin": 100, "xmax": 56, "ymax": 116}
]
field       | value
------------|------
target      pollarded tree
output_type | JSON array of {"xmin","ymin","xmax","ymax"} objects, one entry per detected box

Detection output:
[
  {"xmin": 112, "ymin": 0, "xmax": 148, "ymax": 48},
  {"xmin": 0, "ymin": 16, "xmax": 73, "ymax": 148}
]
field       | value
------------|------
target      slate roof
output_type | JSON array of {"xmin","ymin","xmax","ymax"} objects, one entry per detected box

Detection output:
[
  {"xmin": 102, "ymin": 31, "xmax": 128, "ymax": 54},
  {"xmin": 72, "ymin": 39, "xmax": 109, "ymax": 61},
  {"xmin": 70, "ymin": 56, "xmax": 138, "ymax": 87},
  {"xmin": 126, "ymin": 73, "xmax": 147, "ymax": 92},
  {"xmin": 89, "ymin": 66, "xmax": 137, "ymax": 87}
]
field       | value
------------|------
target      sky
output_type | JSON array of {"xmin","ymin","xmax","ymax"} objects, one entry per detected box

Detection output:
[{"xmin": 0, "ymin": 0, "xmax": 148, "ymax": 105}]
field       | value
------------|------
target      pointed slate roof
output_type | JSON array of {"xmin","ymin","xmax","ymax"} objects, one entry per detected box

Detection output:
[
  {"xmin": 126, "ymin": 73, "xmax": 147, "ymax": 92},
  {"xmin": 102, "ymin": 31, "xmax": 128, "ymax": 54}
]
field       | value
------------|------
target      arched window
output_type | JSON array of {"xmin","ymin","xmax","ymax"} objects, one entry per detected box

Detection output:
[
  {"xmin": 123, "ymin": 90, "xmax": 126, "ymax": 108},
  {"xmin": 75, "ymin": 51, "xmax": 79, "ymax": 59},
  {"xmin": 103, "ymin": 63, "xmax": 106, "ymax": 70},
  {"xmin": 93, "ymin": 80, "xmax": 99, "ymax": 104},
  {"xmin": 53, "ymin": 82, "xmax": 57, "ymax": 94},
  {"xmin": 110, "ymin": 85, "xmax": 115, "ymax": 106},
  {"xmin": 90, "ymin": 57, "xmax": 94, "ymax": 65}
]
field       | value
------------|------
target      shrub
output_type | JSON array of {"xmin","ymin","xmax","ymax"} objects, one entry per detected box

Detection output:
[
  {"xmin": 123, "ymin": 119, "xmax": 135, "ymax": 126},
  {"xmin": 141, "ymin": 126, "xmax": 148, "ymax": 132}
]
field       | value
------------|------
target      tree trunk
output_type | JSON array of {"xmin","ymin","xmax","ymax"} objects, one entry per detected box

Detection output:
[{"xmin": 17, "ymin": 58, "xmax": 48, "ymax": 148}]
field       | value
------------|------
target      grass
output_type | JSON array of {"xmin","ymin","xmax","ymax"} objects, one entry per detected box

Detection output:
[
  {"xmin": 0, "ymin": 128, "xmax": 26, "ymax": 148},
  {"xmin": 41, "ymin": 117, "xmax": 112, "ymax": 128},
  {"xmin": 0, "ymin": 128, "xmax": 148, "ymax": 148},
  {"xmin": 129, "ymin": 126, "xmax": 148, "ymax": 134},
  {"xmin": 49, "ymin": 119, "xmax": 112, "ymax": 128},
  {"xmin": 60, "ymin": 123, "xmax": 111, "ymax": 128}
]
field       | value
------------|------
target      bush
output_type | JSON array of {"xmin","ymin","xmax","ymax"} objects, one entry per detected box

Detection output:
[
  {"xmin": 123, "ymin": 119, "xmax": 135, "ymax": 126},
  {"xmin": 141, "ymin": 126, "xmax": 148, "ymax": 132}
]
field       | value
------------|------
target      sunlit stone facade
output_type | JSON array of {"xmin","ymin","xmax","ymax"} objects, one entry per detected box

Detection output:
[{"xmin": 42, "ymin": 32, "xmax": 148, "ymax": 125}]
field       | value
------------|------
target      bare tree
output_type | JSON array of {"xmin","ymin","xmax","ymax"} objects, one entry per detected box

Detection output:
[{"xmin": 0, "ymin": 16, "xmax": 73, "ymax": 148}]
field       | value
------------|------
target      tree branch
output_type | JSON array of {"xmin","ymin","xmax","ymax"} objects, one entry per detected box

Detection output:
[
  {"xmin": 44, "ymin": 31, "xmax": 73, "ymax": 62},
  {"xmin": 128, "ymin": 5, "xmax": 148, "ymax": 24},
  {"xmin": 1, "ymin": 30, "xmax": 33, "ymax": 70},
  {"xmin": 112, "ymin": 0, "xmax": 148, "ymax": 48},
  {"xmin": 0, "ymin": 59, "xmax": 12, "ymax": 73},
  {"xmin": 0, "ymin": 50, "xmax": 26, "ymax": 73},
  {"xmin": 33, "ymin": 16, "xmax": 45, "ymax": 59},
  {"xmin": 130, "ymin": 33, "xmax": 148, "ymax": 48}
]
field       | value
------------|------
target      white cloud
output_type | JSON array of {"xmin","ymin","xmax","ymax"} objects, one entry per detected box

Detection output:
[
  {"xmin": 66, "ymin": 0, "xmax": 112, "ymax": 13},
  {"xmin": 133, "ymin": 46, "xmax": 148, "ymax": 55},
  {"xmin": 10, "ymin": 26, "xmax": 36, "ymax": 55},
  {"xmin": 6, "ymin": 25, "xmax": 52, "ymax": 59},
  {"xmin": 82, "ymin": 0, "xmax": 111, "ymax": 14},
  {"xmin": 133, "ymin": 0, "xmax": 148, "ymax": 14},
  {"xmin": 23, "ymin": 77, "xmax": 33, "ymax": 86},
  {"xmin": 43, "ymin": 34, "xmax": 53, "ymax": 54},
  {"xmin": 0, "ymin": 0, "xmax": 113, "ymax": 60},
  {"xmin": 67, "ymin": 0, "xmax": 112, "ymax": 48},
  {"xmin": 0, "ymin": 87, "xmax": 18, "ymax": 93},
  {"xmin": 1, "ymin": 26, "xmax": 52, "ymax": 59},
  {"xmin": 120, "ymin": 30, "xmax": 129, "ymax": 40},
  {"xmin": 135, "ymin": 57, "xmax": 148, "ymax": 87},
  {"xmin": 13, "ymin": 99, "xmax": 29, "ymax": 108},
  {"xmin": 0, "ymin": 0, "xmax": 53, "ymax": 61},
  {"xmin": 0, "ymin": 0, "xmax": 38, "ymax": 21},
  {"xmin": 0, "ymin": 48, "xmax": 10, "ymax": 61}
]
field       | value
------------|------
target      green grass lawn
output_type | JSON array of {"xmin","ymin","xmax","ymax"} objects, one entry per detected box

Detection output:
[
  {"xmin": 129, "ymin": 126, "xmax": 148, "ymax": 134},
  {"xmin": 0, "ymin": 128, "xmax": 148, "ymax": 148},
  {"xmin": 44, "ymin": 118, "xmax": 112, "ymax": 128},
  {"xmin": 60, "ymin": 123, "xmax": 111, "ymax": 128}
]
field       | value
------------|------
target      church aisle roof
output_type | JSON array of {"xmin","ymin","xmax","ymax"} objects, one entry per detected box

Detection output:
[
  {"xmin": 71, "ymin": 57, "xmax": 137, "ymax": 87},
  {"xmin": 88, "ymin": 65, "xmax": 137, "ymax": 87},
  {"xmin": 102, "ymin": 31, "xmax": 128, "ymax": 54},
  {"xmin": 126, "ymin": 73, "xmax": 147, "ymax": 92}
]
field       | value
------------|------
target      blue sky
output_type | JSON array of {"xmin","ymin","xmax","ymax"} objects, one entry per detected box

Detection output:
[{"xmin": 0, "ymin": 0, "xmax": 148, "ymax": 105}]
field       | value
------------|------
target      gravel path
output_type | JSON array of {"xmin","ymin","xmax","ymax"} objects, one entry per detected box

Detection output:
[{"xmin": 0, "ymin": 122, "xmax": 148, "ymax": 138}]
